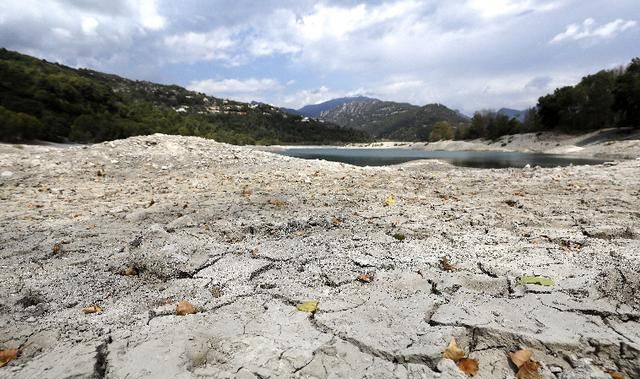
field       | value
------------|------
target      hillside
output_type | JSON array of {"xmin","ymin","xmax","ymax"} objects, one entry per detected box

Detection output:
[
  {"xmin": 497, "ymin": 108, "xmax": 527, "ymax": 122},
  {"xmin": 0, "ymin": 49, "xmax": 369, "ymax": 145},
  {"xmin": 297, "ymin": 96, "xmax": 378, "ymax": 118},
  {"xmin": 320, "ymin": 99, "xmax": 469, "ymax": 140}
]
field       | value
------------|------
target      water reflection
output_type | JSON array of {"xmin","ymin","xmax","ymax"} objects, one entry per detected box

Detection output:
[{"xmin": 277, "ymin": 148, "xmax": 606, "ymax": 169}]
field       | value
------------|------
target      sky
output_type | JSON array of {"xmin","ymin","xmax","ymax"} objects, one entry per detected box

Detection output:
[{"xmin": 1, "ymin": 0, "xmax": 639, "ymax": 114}]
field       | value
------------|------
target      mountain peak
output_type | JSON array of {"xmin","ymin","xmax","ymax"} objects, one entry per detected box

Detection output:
[{"xmin": 296, "ymin": 96, "xmax": 379, "ymax": 117}]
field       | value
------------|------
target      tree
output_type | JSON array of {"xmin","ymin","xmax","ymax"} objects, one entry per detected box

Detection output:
[
  {"xmin": 429, "ymin": 121, "xmax": 454, "ymax": 141},
  {"xmin": 614, "ymin": 58, "xmax": 640, "ymax": 128}
]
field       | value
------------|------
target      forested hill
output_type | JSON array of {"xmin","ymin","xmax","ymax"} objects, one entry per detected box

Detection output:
[
  {"xmin": 320, "ymin": 99, "xmax": 469, "ymax": 141},
  {"xmin": 0, "ymin": 49, "xmax": 369, "ymax": 145}
]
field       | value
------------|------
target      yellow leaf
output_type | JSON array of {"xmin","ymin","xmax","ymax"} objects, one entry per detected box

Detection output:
[
  {"xmin": 442, "ymin": 337, "xmax": 466, "ymax": 362},
  {"xmin": 457, "ymin": 358, "xmax": 479, "ymax": 377},
  {"xmin": 296, "ymin": 300, "xmax": 319, "ymax": 313},
  {"xmin": 510, "ymin": 350, "xmax": 533, "ymax": 369},
  {"xmin": 516, "ymin": 360, "xmax": 542, "ymax": 379},
  {"xmin": 176, "ymin": 301, "xmax": 196, "ymax": 316},
  {"xmin": 0, "ymin": 349, "xmax": 18, "ymax": 368},
  {"xmin": 82, "ymin": 304, "xmax": 103, "ymax": 314},
  {"xmin": 384, "ymin": 195, "xmax": 395, "ymax": 207}
]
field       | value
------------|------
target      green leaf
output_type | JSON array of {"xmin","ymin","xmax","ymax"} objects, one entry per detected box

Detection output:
[
  {"xmin": 296, "ymin": 300, "xmax": 319, "ymax": 313},
  {"xmin": 519, "ymin": 275, "xmax": 554, "ymax": 286}
]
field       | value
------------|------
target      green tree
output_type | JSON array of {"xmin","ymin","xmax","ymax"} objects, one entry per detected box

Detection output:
[{"xmin": 429, "ymin": 121, "xmax": 454, "ymax": 141}]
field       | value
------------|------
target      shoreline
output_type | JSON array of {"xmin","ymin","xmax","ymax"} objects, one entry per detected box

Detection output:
[{"xmin": 257, "ymin": 128, "xmax": 640, "ymax": 160}]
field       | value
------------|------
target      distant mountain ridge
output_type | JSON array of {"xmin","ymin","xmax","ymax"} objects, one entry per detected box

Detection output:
[
  {"xmin": 497, "ymin": 108, "xmax": 528, "ymax": 122},
  {"xmin": 318, "ymin": 98, "xmax": 469, "ymax": 140},
  {"xmin": 296, "ymin": 96, "xmax": 379, "ymax": 117}
]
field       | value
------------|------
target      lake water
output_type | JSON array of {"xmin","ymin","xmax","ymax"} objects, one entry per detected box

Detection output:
[{"xmin": 277, "ymin": 148, "xmax": 606, "ymax": 169}]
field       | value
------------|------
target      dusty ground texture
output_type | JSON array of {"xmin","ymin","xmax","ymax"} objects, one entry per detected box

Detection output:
[{"xmin": 1, "ymin": 134, "xmax": 639, "ymax": 379}]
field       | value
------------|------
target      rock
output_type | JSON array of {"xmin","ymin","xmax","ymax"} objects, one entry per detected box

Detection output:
[{"xmin": 558, "ymin": 358, "xmax": 611, "ymax": 379}]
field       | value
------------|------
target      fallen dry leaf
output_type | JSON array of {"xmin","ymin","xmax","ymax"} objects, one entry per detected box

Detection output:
[
  {"xmin": 52, "ymin": 243, "xmax": 62, "ymax": 254},
  {"xmin": 241, "ymin": 186, "xmax": 252, "ymax": 197},
  {"xmin": 356, "ymin": 273, "xmax": 373, "ymax": 283},
  {"xmin": 82, "ymin": 304, "xmax": 103, "ymax": 314},
  {"xmin": 440, "ymin": 256, "xmax": 457, "ymax": 272},
  {"xmin": 442, "ymin": 337, "xmax": 465, "ymax": 362},
  {"xmin": 0, "ymin": 349, "xmax": 18, "ymax": 368},
  {"xmin": 296, "ymin": 300, "xmax": 319, "ymax": 313},
  {"xmin": 516, "ymin": 360, "xmax": 542, "ymax": 379},
  {"xmin": 607, "ymin": 371, "xmax": 625, "ymax": 379},
  {"xmin": 124, "ymin": 267, "xmax": 138, "ymax": 276},
  {"xmin": 510, "ymin": 349, "xmax": 534, "ymax": 368},
  {"xmin": 457, "ymin": 358, "xmax": 479, "ymax": 377},
  {"xmin": 332, "ymin": 217, "xmax": 342, "ymax": 226},
  {"xmin": 176, "ymin": 301, "xmax": 196, "ymax": 316}
]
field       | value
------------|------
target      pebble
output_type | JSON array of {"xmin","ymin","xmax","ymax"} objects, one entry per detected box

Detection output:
[{"xmin": 1, "ymin": 171, "xmax": 13, "ymax": 177}]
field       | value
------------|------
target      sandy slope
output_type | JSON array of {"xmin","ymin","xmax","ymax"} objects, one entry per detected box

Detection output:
[{"xmin": 0, "ymin": 134, "xmax": 639, "ymax": 378}]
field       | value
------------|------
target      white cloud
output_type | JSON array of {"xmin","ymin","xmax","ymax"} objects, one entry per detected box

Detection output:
[
  {"xmin": 550, "ymin": 18, "xmax": 637, "ymax": 43},
  {"xmin": 137, "ymin": 0, "xmax": 166, "ymax": 30},
  {"xmin": 466, "ymin": 0, "xmax": 563, "ymax": 19},
  {"xmin": 188, "ymin": 78, "xmax": 283, "ymax": 101},
  {"xmin": 81, "ymin": 16, "xmax": 99, "ymax": 35},
  {"xmin": 163, "ymin": 30, "xmax": 237, "ymax": 63}
]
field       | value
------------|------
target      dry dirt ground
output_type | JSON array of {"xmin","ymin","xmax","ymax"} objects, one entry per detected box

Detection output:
[{"xmin": 1, "ymin": 134, "xmax": 639, "ymax": 379}]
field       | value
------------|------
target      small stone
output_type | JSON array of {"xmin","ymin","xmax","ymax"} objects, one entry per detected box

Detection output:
[
  {"xmin": 1, "ymin": 171, "xmax": 13, "ymax": 178},
  {"xmin": 549, "ymin": 365, "xmax": 563, "ymax": 373},
  {"xmin": 26, "ymin": 316, "xmax": 36, "ymax": 323}
]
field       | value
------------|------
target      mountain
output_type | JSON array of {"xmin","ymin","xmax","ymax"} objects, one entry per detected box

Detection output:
[
  {"xmin": 279, "ymin": 107, "xmax": 302, "ymax": 116},
  {"xmin": 0, "ymin": 48, "xmax": 369, "ymax": 145},
  {"xmin": 297, "ymin": 96, "xmax": 378, "ymax": 117},
  {"xmin": 320, "ymin": 99, "xmax": 469, "ymax": 141},
  {"xmin": 497, "ymin": 108, "xmax": 528, "ymax": 122}
]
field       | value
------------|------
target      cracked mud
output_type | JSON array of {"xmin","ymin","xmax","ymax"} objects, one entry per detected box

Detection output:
[{"xmin": 1, "ymin": 135, "xmax": 639, "ymax": 378}]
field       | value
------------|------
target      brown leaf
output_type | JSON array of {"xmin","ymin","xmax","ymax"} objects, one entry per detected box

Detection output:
[
  {"xmin": 332, "ymin": 217, "xmax": 342, "ymax": 226},
  {"xmin": 607, "ymin": 371, "xmax": 625, "ymax": 379},
  {"xmin": 52, "ymin": 243, "xmax": 62, "ymax": 255},
  {"xmin": 176, "ymin": 301, "xmax": 196, "ymax": 316},
  {"xmin": 457, "ymin": 358, "xmax": 479, "ymax": 377},
  {"xmin": 124, "ymin": 267, "xmax": 138, "ymax": 276},
  {"xmin": 82, "ymin": 304, "xmax": 103, "ymax": 314},
  {"xmin": 440, "ymin": 256, "xmax": 457, "ymax": 272},
  {"xmin": 241, "ymin": 186, "xmax": 252, "ymax": 197},
  {"xmin": 510, "ymin": 350, "xmax": 534, "ymax": 368},
  {"xmin": 0, "ymin": 349, "xmax": 18, "ymax": 368},
  {"xmin": 516, "ymin": 360, "xmax": 542, "ymax": 379},
  {"xmin": 442, "ymin": 337, "xmax": 465, "ymax": 362},
  {"xmin": 356, "ymin": 273, "xmax": 373, "ymax": 283}
]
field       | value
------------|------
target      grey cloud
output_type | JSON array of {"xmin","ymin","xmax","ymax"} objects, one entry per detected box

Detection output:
[{"xmin": 526, "ymin": 77, "xmax": 553, "ymax": 90}]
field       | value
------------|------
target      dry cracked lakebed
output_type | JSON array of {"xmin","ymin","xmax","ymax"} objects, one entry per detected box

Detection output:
[{"xmin": 1, "ymin": 134, "xmax": 639, "ymax": 378}]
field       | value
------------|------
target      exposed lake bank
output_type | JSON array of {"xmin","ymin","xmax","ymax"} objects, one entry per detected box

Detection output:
[
  {"xmin": 259, "ymin": 128, "xmax": 640, "ymax": 161},
  {"xmin": 1, "ymin": 134, "xmax": 639, "ymax": 378}
]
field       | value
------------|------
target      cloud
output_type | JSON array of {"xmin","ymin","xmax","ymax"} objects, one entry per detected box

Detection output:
[
  {"xmin": 163, "ymin": 29, "xmax": 238, "ymax": 64},
  {"xmin": 466, "ymin": 0, "xmax": 564, "ymax": 19},
  {"xmin": 550, "ymin": 18, "xmax": 637, "ymax": 44},
  {"xmin": 2, "ymin": 0, "xmax": 639, "ymax": 112},
  {"xmin": 188, "ymin": 78, "xmax": 283, "ymax": 101}
]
